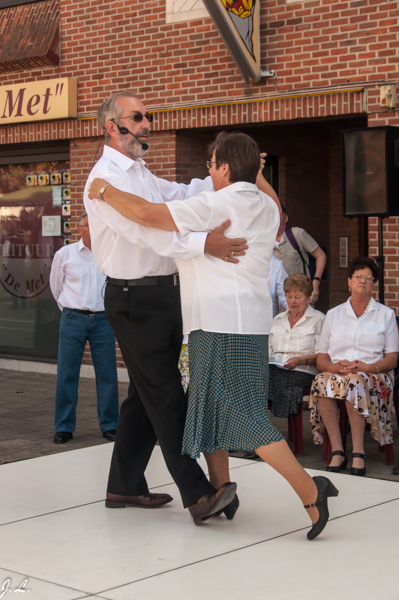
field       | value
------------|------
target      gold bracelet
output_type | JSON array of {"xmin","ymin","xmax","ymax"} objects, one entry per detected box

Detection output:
[{"xmin": 374, "ymin": 364, "xmax": 380, "ymax": 374}]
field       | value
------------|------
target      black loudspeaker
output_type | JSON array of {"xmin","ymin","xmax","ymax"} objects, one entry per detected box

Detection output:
[{"xmin": 342, "ymin": 126, "xmax": 399, "ymax": 217}]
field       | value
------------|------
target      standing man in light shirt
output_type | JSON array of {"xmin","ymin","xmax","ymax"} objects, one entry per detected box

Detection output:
[
  {"xmin": 50, "ymin": 211, "xmax": 119, "ymax": 445},
  {"xmin": 83, "ymin": 91, "xmax": 250, "ymax": 522},
  {"xmin": 269, "ymin": 255, "xmax": 288, "ymax": 317}
]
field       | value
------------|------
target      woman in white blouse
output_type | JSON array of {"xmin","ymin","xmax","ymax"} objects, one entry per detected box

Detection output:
[
  {"xmin": 88, "ymin": 131, "xmax": 339, "ymax": 539},
  {"xmin": 310, "ymin": 257, "xmax": 398, "ymax": 476},
  {"xmin": 269, "ymin": 274, "xmax": 325, "ymax": 418}
]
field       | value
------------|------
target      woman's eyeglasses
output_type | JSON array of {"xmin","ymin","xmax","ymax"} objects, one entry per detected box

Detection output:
[
  {"xmin": 352, "ymin": 274, "xmax": 374, "ymax": 282},
  {"xmin": 120, "ymin": 112, "xmax": 153, "ymax": 123},
  {"xmin": 206, "ymin": 161, "xmax": 216, "ymax": 169}
]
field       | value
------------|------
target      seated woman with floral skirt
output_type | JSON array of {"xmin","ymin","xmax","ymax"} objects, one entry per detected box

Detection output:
[{"xmin": 310, "ymin": 257, "xmax": 398, "ymax": 476}]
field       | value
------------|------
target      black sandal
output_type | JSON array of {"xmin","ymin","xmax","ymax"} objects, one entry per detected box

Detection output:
[
  {"xmin": 326, "ymin": 450, "xmax": 348, "ymax": 473},
  {"xmin": 305, "ymin": 476, "xmax": 339, "ymax": 541},
  {"xmin": 350, "ymin": 453, "xmax": 366, "ymax": 476}
]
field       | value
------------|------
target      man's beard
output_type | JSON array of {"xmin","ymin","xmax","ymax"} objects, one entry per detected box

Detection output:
[{"xmin": 119, "ymin": 128, "xmax": 149, "ymax": 160}]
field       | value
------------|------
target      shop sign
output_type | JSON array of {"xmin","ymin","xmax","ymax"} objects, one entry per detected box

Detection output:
[
  {"xmin": 202, "ymin": 0, "xmax": 260, "ymax": 83},
  {"xmin": 0, "ymin": 78, "xmax": 77, "ymax": 125}
]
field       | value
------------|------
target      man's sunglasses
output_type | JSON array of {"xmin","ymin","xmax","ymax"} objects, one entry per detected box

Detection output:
[{"xmin": 120, "ymin": 112, "xmax": 153, "ymax": 123}]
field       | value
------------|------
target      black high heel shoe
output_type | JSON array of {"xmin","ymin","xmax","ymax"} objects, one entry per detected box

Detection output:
[
  {"xmin": 214, "ymin": 494, "xmax": 240, "ymax": 519},
  {"xmin": 326, "ymin": 450, "xmax": 348, "ymax": 473},
  {"xmin": 223, "ymin": 494, "xmax": 239, "ymax": 519},
  {"xmin": 350, "ymin": 452, "xmax": 366, "ymax": 476},
  {"xmin": 305, "ymin": 476, "xmax": 339, "ymax": 541}
]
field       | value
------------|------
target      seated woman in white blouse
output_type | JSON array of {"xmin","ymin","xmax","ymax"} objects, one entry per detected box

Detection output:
[
  {"xmin": 269, "ymin": 274, "xmax": 325, "ymax": 418},
  {"xmin": 310, "ymin": 257, "xmax": 398, "ymax": 477},
  {"xmin": 88, "ymin": 131, "xmax": 338, "ymax": 540}
]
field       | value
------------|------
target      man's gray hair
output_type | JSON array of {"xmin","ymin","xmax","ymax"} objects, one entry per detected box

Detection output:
[
  {"xmin": 97, "ymin": 90, "xmax": 139, "ymax": 143},
  {"xmin": 78, "ymin": 211, "xmax": 87, "ymax": 227}
]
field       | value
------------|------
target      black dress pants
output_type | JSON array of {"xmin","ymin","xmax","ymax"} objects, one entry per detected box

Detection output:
[{"xmin": 104, "ymin": 279, "xmax": 212, "ymax": 508}]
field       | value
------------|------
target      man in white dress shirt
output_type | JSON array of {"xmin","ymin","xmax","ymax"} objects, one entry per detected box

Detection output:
[
  {"xmin": 50, "ymin": 212, "xmax": 119, "ymax": 445},
  {"xmin": 83, "ymin": 91, "xmax": 245, "ymax": 520}
]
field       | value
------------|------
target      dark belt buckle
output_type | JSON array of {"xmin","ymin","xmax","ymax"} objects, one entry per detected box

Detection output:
[{"xmin": 173, "ymin": 274, "xmax": 179, "ymax": 286}]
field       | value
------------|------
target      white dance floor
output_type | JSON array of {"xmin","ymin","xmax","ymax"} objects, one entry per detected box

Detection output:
[{"xmin": 1, "ymin": 444, "xmax": 399, "ymax": 600}]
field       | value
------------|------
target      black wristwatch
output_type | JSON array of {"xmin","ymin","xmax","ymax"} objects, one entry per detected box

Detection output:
[{"xmin": 313, "ymin": 277, "xmax": 321, "ymax": 281}]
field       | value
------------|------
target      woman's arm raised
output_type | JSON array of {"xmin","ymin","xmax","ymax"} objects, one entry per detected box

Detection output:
[
  {"xmin": 88, "ymin": 178, "xmax": 178, "ymax": 231},
  {"xmin": 255, "ymin": 170, "xmax": 282, "ymax": 215}
]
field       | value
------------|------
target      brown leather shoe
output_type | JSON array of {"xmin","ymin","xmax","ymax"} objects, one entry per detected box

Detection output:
[
  {"xmin": 105, "ymin": 492, "xmax": 173, "ymax": 509},
  {"xmin": 188, "ymin": 482, "xmax": 237, "ymax": 526}
]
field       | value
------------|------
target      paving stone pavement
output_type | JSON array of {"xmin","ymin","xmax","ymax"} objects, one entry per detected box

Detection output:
[
  {"xmin": 0, "ymin": 368, "xmax": 129, "ymax": 464},
  {"xmin": 1, "ymin": 368, "xmax": 398, "ymax": 482}
]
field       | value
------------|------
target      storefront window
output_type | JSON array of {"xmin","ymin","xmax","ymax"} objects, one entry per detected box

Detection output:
[{"xmin": 0, "ymin": 152, "xmax": 70, "ymax": 359}]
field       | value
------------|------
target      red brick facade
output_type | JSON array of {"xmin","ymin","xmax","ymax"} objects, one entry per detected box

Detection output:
[
  {"xmin": 1, "ymin": 0, "xmax": 399, "ymax": 365},
  {"xmin": 0, "ymin": 0, "xmax": 60, "ymax": 73}
]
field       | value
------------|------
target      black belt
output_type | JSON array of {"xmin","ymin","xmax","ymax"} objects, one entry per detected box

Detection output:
[
  {"xmin": 107, "ymin": 274, "xmax": 179, "ymax": 288},
  {"xmin": 68, "ymin": 309, "xmax": 105, "ymax": 315}
]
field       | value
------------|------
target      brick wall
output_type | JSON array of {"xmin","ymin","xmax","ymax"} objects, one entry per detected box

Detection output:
[
  {"xmin": 146, "ymin": 131, "xmax": 178, "ymax": 180},
  {"xmin": 0, "ymin": 0, "xmax": 60, "ymax": 72},
  {"xmin": 1, "ymin": 0, "xmax": 397, "ymax": 112}
]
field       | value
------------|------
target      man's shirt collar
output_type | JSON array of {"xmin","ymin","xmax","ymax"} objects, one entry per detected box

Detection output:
[
  {"xmin": 78, "ymin": 238, "xmax": 90, "ymax": 252},
  {"xmin": 102, "ymin": 144, "xmax": 145, "ymax": 172}
]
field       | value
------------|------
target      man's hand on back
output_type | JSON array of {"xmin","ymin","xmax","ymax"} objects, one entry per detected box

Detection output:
[{"xmin": 204, "ymin": 220, "xmax": 248, "ymax": 264}]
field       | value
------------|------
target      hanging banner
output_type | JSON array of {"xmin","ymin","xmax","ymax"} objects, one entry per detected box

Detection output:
[
  {"xmin": 203, "ymin": 0, "xmax": 261, "ymax": 83},
  {"xmin": 0, "ymin": 78, "xmax": 78, "ymax": 125}
]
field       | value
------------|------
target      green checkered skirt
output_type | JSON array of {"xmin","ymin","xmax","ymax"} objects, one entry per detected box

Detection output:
[{"xmin": 182, "ymin": 330, "xmax": 284, "ymax": 459}]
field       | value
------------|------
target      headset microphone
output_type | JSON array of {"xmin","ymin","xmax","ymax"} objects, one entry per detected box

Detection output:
[{"xmin": 112, "ymin": 120, "xmax": 149, "ymax": 151}]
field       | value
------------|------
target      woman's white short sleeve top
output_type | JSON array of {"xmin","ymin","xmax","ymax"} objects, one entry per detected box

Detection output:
[
  {"xmin": 269, "ymin": 305, "xmax": 325, "ymax": 375},
  {"xmin": 319, "ymin": 297, "xmax": 398, "ymax": 364}
]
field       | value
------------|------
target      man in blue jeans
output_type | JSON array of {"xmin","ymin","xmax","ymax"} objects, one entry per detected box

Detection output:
[{"xmin": 50, "ymin": 211, "xmax": 119, "ymax": 444}]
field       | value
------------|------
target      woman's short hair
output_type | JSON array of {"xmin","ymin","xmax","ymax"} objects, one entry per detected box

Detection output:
[
  {"xmin": 284, "ymin": 273, "xmax": 313, "ymax": 298},
  {"xmin": 348, "ymin": 257, "xmax": 380, "ymax": 282},
  {"xmin": 208, "ymin": 131, "xmax": 260, "ymax": 184},
  {"xmin": 97, "ymin": 91, "xmax": 139, "ymax": 143}
]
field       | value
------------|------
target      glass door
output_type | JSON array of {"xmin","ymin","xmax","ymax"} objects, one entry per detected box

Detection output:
[{"xmin": 0, "ymin": 156, "xmax": 71, "ymax": 358}]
